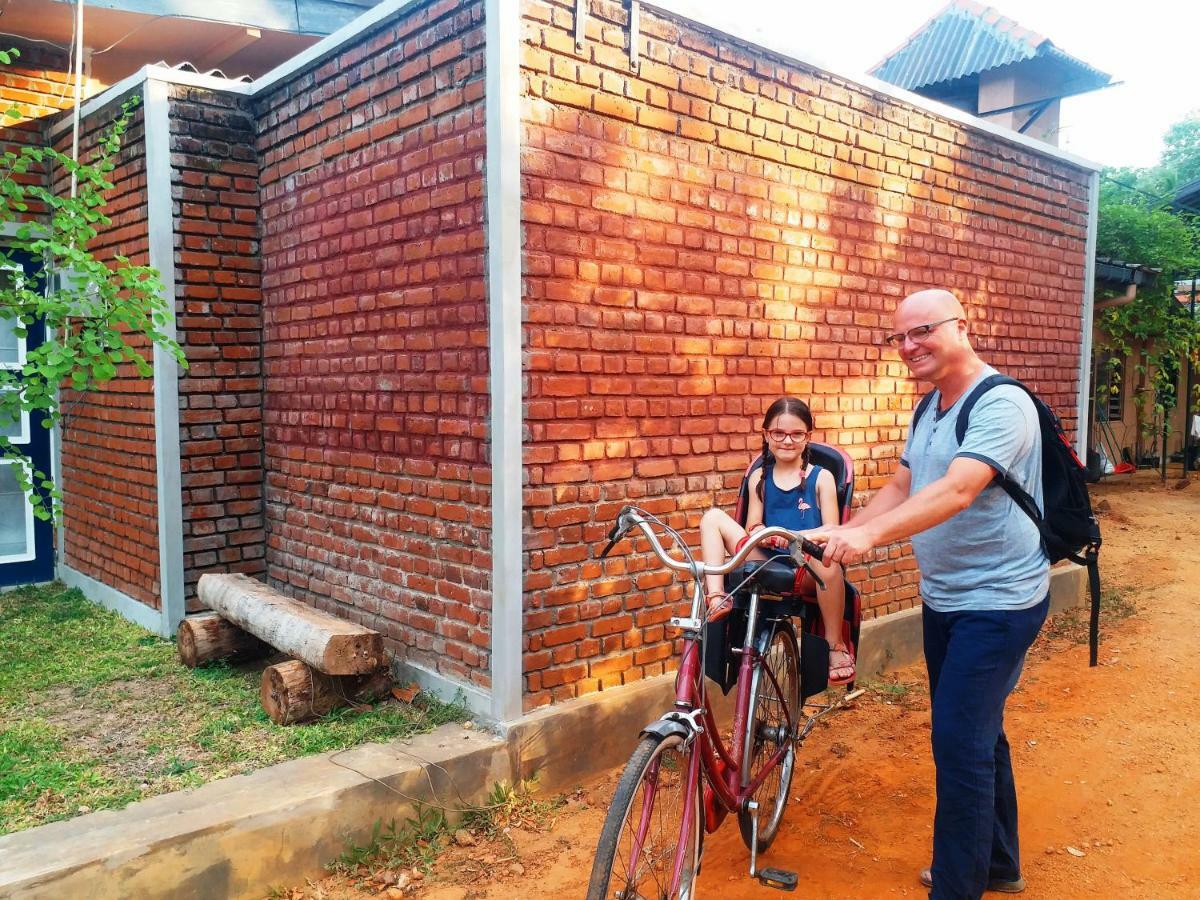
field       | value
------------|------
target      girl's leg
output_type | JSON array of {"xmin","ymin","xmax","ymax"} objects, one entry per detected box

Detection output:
[
  {"xmin": 809, "ymin": 557, "xmax": 854, "ymax": 681},
  {"xmin": 699, "ymin": 507, "xmax": 747, "ymax": 595}
]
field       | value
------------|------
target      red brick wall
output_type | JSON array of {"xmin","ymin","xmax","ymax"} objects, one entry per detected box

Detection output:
[
  {"xmin": 54, "ymin": 97, "xmax": 161, "ymax": 607},
  {"xmin": 255, "ymin": 0, "xmax": 491, "ymax": 689},
  {"xmin": 0, "ymin": 40, "xmax": 74, "ymax": 150},
  {"xmin": 0, "ymin": 41, "xmax": 84, "ymax": 220},
  {"xmin": 520, "ymin": 0, "xmax": 1091, "ymax": 708},
  {"xmin": 169, "ymin": 86, "xmax": 266, "ymax": 607}
]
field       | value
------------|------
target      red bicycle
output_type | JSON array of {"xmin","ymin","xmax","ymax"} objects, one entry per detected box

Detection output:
[{"xmin": 586, "ymin": 506, "xmax": 861, "ymax": 899}]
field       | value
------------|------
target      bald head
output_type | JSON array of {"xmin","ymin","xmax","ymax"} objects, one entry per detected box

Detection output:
[
  {"xmin": 891, "ymin": 288, "xmax": 980, "ymax": 389},
  {"xmin": 896, "ymin": 289, "xmax": 965, "ymax": 325}
]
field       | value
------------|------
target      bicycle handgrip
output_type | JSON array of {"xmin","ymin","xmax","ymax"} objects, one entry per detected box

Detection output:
[
  {"xmin": 796, "ymin": 537, "xmax": 826, "ymax": 560},
  {"xmin": 598, "ymin": 519, "xmax": 625, "ymax": 558}
]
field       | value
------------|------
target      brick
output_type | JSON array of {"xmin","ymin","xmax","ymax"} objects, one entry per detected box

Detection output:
[{"xmin": 520, "ymin": 2, "xmax": 1089, "ymax": 711}]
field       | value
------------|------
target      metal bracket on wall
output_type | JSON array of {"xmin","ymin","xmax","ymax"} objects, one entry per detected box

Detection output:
[
  {"xmin": 575, "ymin": 0, "xmax": 586, "ymax": 51},
  {"xmin": 627, "ymin": 0, "xmax": 640, "ymax": 72}
]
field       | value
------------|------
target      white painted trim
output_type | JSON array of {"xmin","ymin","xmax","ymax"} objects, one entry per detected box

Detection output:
[
  {"xmin": 392, "ymin": 658, "xmax": 492, "ymax": 719},
  {"xmin": 52, "ymin": 415, "xmax": 63, "ymax": 562},
  {"xmin": 0, "ymin": 222, "xmax": 47, "ymax": 238},
  {"xmin": 144, "ymin": 77, "xmax": 186, "ymax": 639},
  {"xmin": 47, "ymin": 65, "xmax": 253, "ymax": 141},
  {"xmin": 251, "ymin": 0, "xmax": 422, "ymax": 95},
  {"xmin": 0, "ymin": 399, "xmax": 29, "ymax": 444},
  {"xmin": 0, "ymin": 458, "xmax": 37, "ymax": 564},
  {"xmin": 48, "ymin": 0, "xmax": 1102, "ymax": 181},
  {"xmin": 59, "ymin": 562, "xmax": 165, "ymax": 635},
  {"xmin": 485, "ymin": 0, "xmax": 523, "ymax": 726},
  {"xmin": 647, "ymin": 0, "xmax": 1102, "ymax": 173},
  {"xmin": 0, "ymin": 315, "xmax": 27, "ymax": 370},
  {"xmin": 1077, "ymin": 170, "xmax": 1100, "ymax": 458}
]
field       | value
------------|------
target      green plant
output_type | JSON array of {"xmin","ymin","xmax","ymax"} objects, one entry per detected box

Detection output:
[
  {"xmin": 0, "ymin": 582, "xmax": 461, "ymax": 835},
  {"xmin": 1, "ymin": 46, "xmax": 184, "ymax": 521},
  {"xmin": 1096, "ymin": 111, "xmax": 1200, "ymax": 455},
  {"xmin": 461, "ymin": 775, "xmax": 562, "ymax": 837},
  {"xmin": 330, "ymin": 806, "xmax": 451, "ymax": 878}
]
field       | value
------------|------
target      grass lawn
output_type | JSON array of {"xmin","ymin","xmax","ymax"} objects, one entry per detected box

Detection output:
[{"xmin": 0, "ymin": 583, "xmax": 465, "ymax": 836}]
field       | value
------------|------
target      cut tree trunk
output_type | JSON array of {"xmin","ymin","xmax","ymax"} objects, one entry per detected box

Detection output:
[
  {"xmin": 177, "ymin": 612, "xmax": 271, "ymax": 668},
  {"xmin": 260, "ymin": 659, "xmax": 392, "ymax": 725},
  {"xmin": 197, "ymin": 573, "xmax": 383, "ymax": 675}
]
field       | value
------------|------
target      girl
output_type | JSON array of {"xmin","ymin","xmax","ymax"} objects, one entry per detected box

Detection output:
[{"xmin": 699, "ymin": 397, "xmax": 855, "ymax": 684}]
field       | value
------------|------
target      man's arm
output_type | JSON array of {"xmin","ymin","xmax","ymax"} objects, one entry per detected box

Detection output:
[{"xmin": 803, "ymin": 457, "xmax": 995, "ymax": 565}]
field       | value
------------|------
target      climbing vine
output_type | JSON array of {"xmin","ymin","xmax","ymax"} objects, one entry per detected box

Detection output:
[{"xmin": 0, "ymin": 47, "xmax": 185, "ymax": 521}]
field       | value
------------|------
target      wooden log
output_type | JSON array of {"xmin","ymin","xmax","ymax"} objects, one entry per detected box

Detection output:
[
  {"xmin": 177, "ymin": 612, "xmax": 271, "ymax": 668},
  {"xmin": 260, "ymin": 659, "xmax": 392, "ymax": 725},
  {"xmin": 197, "ymin": 573, "xmax": 383, "ymax": 675}
]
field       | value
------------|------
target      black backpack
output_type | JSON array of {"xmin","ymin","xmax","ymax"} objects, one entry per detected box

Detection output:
[{"xmin": 913, "ymin": 375, "xmax": 1104, "ymax": 665}]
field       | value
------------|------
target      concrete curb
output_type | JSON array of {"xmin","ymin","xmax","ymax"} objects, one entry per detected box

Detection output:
[
  {"xmin": 856, "ymin": 562, "xmax": 1086, "ymax": 679},
  {"xmin": 0, "ymin": 565, "xmax": 1087, "ymax": 898},
  {"xmin": 0, "ymin": 725, "xmax": 510, "ymax": 900}
]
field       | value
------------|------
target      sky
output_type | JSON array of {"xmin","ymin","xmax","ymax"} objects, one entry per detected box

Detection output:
[{"xmin": 689, "ymin": 0, "xmax": 1199, "ymax": 171}]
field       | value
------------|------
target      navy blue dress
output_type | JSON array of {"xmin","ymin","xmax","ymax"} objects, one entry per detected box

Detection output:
[{"xmin": 760, "ymin": 463, "xmax": 824, "ymax": 554}]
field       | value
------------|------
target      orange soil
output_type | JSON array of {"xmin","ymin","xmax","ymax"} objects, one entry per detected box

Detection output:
[{"xmin": 299, "ymin": 473, "xmax": 1200, "ymax": 900}]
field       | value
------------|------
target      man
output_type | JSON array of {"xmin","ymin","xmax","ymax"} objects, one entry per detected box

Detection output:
[{"xmin": 804, "ymin": 289, "xmax": 1049, "ymax": 900}]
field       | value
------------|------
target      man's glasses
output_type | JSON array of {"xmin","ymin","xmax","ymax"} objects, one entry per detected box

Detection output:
[
  {"xmin": 765, "ymin": 429, "xmax": 809, "ymax": 444},
  {"xmin": 883, "ymin": 316, "xmax": 961, "ymax": 348}
]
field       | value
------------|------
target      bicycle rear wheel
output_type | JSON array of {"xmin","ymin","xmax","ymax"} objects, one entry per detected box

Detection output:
[
  {"xmin": 738, "ymin": 621, "xmax": 800, "ymax": 851},
  {"xmin": 587, "ymin": 731, "xmax": 703, "ymax": 900}
]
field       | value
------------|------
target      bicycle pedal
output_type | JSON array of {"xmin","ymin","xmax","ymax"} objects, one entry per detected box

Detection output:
[{"xmin": 756, "ymin": 867, "xmax": 798, "ymax": 891}]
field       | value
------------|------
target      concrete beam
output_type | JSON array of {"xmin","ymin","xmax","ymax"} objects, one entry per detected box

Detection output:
[{"xmin": 0, "ymin": 724, "xmax": 509, "ymax": 899}]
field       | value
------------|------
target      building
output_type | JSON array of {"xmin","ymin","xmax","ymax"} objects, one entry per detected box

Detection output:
[
  {"xmin": 870, "ymin": 0, "xmax": 1112, "ymax": 147},
  {"xmin": 1, "ymin": 0, "xmax": 1100, "ymax": 724}
]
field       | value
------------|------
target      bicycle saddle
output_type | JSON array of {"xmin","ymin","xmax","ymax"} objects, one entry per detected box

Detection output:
[{"xmin": 724, "ymin": 555, "xmax": 819, "ymax": 601}]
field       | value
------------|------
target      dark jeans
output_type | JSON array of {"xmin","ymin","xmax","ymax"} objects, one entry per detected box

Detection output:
[{"xmin": 922, "ymin": 594, "xmax": 1049, "ymax": 900}]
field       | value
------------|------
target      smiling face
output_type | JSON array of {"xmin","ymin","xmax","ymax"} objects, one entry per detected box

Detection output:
[
  {"xmin": 764, "ymin": 411, "xmax": 810, "ymax": 463},
  {"xmin": 892, "ymin": 289, "xmax": 972, "ymax": 384}
]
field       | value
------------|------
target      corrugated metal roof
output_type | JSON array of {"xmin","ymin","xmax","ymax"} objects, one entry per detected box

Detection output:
[
  {"xmin": 1176, "ymin": 177, "xmax": 1200, "ymax": 209},
  {"xmin": 1095, "ymin": 257, "xmax": 1160, "ymax": 287},
  {"xmin": 871, "ymin": 0, "xmax": 1110, "ymax": 93}
]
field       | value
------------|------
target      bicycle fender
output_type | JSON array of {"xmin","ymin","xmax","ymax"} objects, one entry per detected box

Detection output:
[{"xmin": 640, "ymin": 718, "xmax": 691, "ymax": 742}]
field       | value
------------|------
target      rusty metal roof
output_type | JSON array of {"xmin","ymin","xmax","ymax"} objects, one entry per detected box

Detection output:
[{"xmin": 871, "ymin": 0, "xmax": 1110, "ymax": 93}]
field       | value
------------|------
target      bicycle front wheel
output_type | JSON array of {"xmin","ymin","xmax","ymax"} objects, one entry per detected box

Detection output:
[
  {"xmin": 587, "ymin": 731, "xmax": 703, "ymax": 900},
  {"xmin": 738, "ymin": 621, "xmax": 800, "ymax": 851}
]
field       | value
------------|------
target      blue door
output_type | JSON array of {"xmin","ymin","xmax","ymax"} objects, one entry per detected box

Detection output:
[{"xmin": 0, "ymin": 251, "xmax": 54, "ymax": 587}]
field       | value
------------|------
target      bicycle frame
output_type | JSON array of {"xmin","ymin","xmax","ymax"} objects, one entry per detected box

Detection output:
[
  {"xmin": 667, "ymin": 585, "xmax": 794, "ymax": 890},
  {"xmin": 608, "ymin": 512, "xmax": 814, "ymax": 896}
]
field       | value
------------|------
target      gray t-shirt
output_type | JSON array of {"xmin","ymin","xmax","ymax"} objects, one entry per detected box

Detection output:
[{"xmin": 900, "ymin": 367, "xmax": 1049, "ymax": 611}]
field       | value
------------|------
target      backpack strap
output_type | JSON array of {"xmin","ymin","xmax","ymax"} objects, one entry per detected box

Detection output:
[
  {"xmin": 955, "ymin": 374, "xmax": 1105, "ymax": 666},
  {"xmin": 953, "ymin": 373, "xmax": 1019, "ymax": 443},
  {"xmin": 911, "ymin": 390, "xmax": 938, "ymax": 431},
  {"xmin": 952, "ymin": 373, "xmax": 1047, "ymax": 526},
  {"xmin": 1085, "ymin": 546, "xmax": 1102, "ymax": 667}
]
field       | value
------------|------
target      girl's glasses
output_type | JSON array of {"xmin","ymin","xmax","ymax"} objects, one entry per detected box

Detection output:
[{"xmin": 765, "ymin": 429, "xmax": 809, "ymax": 443}]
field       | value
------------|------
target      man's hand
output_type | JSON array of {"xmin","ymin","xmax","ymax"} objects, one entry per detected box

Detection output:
[{"xmin": 801, "ymin": 524, "xmax": 877, "ymax": 566}]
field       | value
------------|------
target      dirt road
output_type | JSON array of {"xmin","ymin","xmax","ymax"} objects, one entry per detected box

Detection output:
[{"xmin": 308, "ymin": 474, "xmax": 1200, "ymax": 899}]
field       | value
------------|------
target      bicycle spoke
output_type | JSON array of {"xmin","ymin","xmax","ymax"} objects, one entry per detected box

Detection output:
[{"xmin": 602, "ymin": 736, "xmax": 698, "ymax": 900}]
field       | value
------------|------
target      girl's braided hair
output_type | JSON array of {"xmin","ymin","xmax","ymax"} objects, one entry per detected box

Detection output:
[{"xmin": 756, "ymin": 396, "xmax": 815, "ymax": 502}]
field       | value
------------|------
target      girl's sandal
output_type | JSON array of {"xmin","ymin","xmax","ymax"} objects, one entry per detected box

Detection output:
[
  {"xmin": 706, "ymin": 592, "xmax": 734, "ymax": 623},
  {"xmin": 829, "ymin": 645, "xmax": 856, "ymax": 685}
]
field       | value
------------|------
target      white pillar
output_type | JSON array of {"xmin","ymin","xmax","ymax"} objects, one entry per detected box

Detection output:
[
  {"xmin": 485, "ymin": 0, "xmax": 524, "ymax": 724},
  {"xmin": 1076, "ymin": 170, "xmax": 1100, "ymax": 459},
  {"xmin": 144, "ymin": 76, "xmax": 185, "ymax": 637}
]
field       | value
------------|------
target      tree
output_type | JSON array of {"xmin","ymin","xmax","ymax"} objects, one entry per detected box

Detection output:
[
  {"xmin": 0, "ymin": 48, "xmax": 185, "ymax": 520},
  {"xmin": 1095, "ymin": 111, "xmax": 1200, "ymax": 460},
  {"xmin": 1158, "ymin": 113, "xmax": 1200, "ymax": 191}
]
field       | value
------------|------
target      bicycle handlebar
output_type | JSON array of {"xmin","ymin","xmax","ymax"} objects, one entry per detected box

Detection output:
[{"xmin": 599, "ymin": 505, "xmax": 828, "ymax": 589}]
